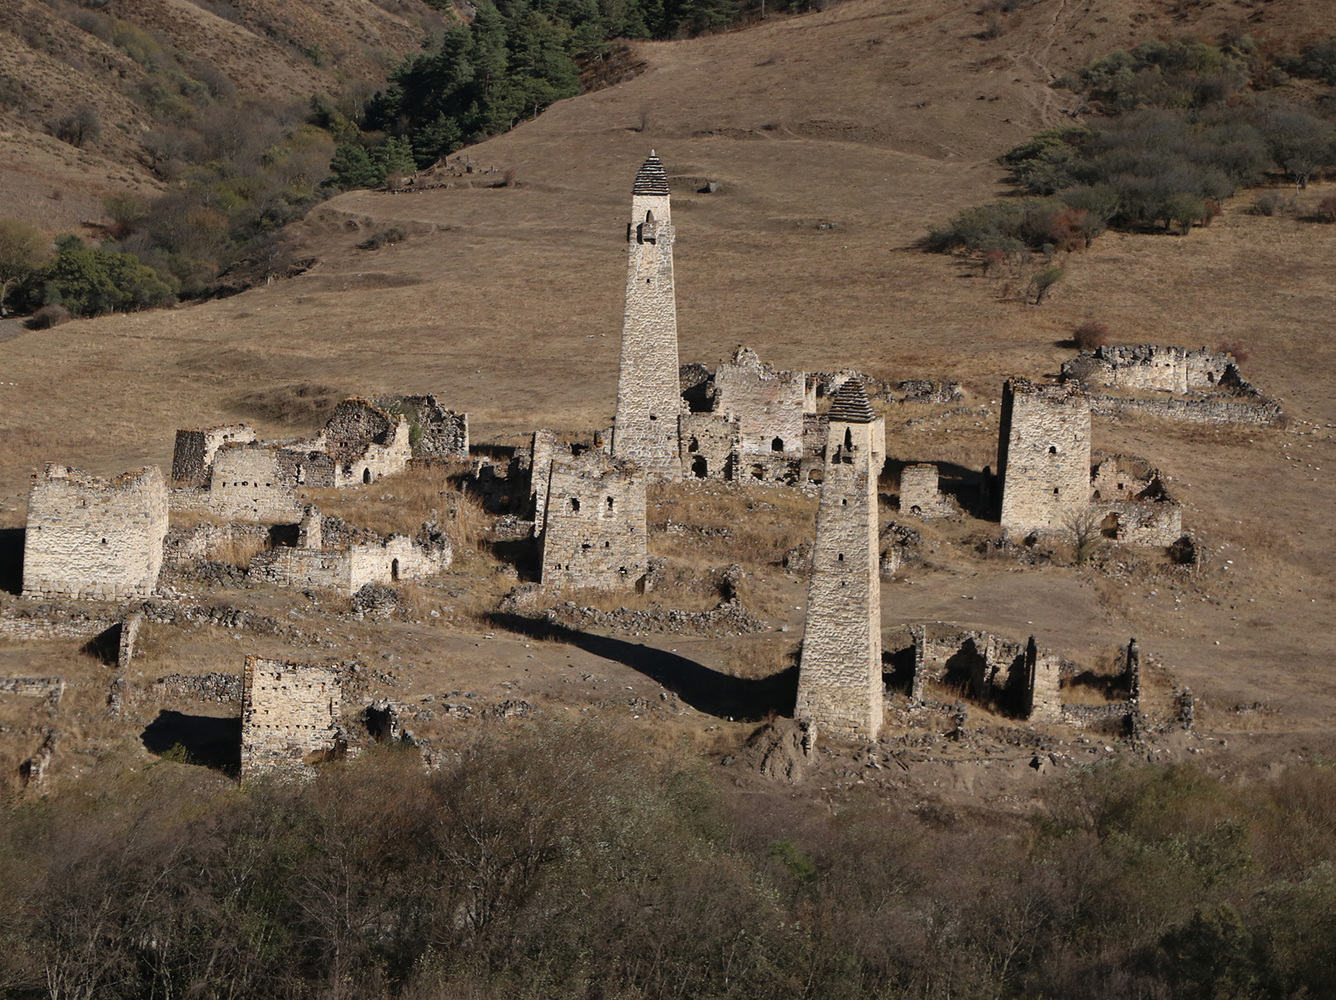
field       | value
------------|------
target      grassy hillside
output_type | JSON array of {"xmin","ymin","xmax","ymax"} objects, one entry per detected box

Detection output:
[{"xmin": 0, "ymin": 0, "xmax": 452, "ymax": 233}]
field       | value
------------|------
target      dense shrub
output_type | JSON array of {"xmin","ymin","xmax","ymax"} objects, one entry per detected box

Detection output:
[
  {"xmin": 933, "ymin": 37, "xmax": 1336, "ymax": 257},
  {"xmin": 18, "ymin": 236, "xmax": 177, "ymax": 317},
  {"xmin": 0, "ymin": 729, "xmax": 1334, "ymax": 999}
]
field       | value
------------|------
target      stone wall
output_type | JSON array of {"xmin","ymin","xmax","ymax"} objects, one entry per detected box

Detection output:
[
  {"xmin": 898, "ymin": 463, "xmax": 957, "ymax": 518},
  {"xmin": 711, "ymin": 346, "xmax": 806, "ymax": 461},
  {"xmin": 171, "ymin": 424, "xmax": 256, "ymax": 485},
  {"xmin": 373, "ymin": 394, "xmax": 469, "ymax": 460},
  {"xmin": 539, "ymin": 453, "xmax": 649, "ymax": 590},
  {"xmin": 117, "ymin": 612, "xmax": 143, "ymax": 670},
  {"xmin": 22, "ymin": 464, "xmax": 169, "ymax": 602},
  {"xmin": 323, "ymin": 398, "xmax": 412, "ymax": 485},
  {"xmin": 997, "ymin": 379, "xmax": 1092, "ymax": 537},
  {"xmin": 240, "ymin": 655, "xmax": 342, "ymax": 780},
  {"xmin": 1062, "ymin": 345, "xmax": 1235, "ymax": 393},
  {"xmin": 1086, "ymin": 393, "xmax": 1282, "ymax": 425},
  {"xmin": 679, "ymin": 413, "xmax": 738, "ymax": 480},
  {"xmin": 1089, "ymin": 457, "xmax": 1182, "ymax": 547},
  {"xmin": 612, "ymin": 152, "xmax": 682, "ymax": 479},
  {"xmin": 210, "ymin": 445, "xmax": 304, "ymax": 521},
  {"xmin": 249, "ymin": 531, "xmax": 449, "ymax": 597},
  {"xmin": 795, "ymin": 381, "xmax": 885, "ymax": 739}
]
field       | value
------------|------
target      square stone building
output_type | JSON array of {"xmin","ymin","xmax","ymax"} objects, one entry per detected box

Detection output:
[{"xmin": 22, "ymin": 464, "xmax": 168, "ymax": 602}]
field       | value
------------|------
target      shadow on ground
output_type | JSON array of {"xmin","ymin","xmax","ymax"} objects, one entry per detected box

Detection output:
[
  {"xmin": 489, "ymin": 613, "xmax": 797, "ymax": 721},
  {"xmin": 0, "ymin": 528, "xmax": 23, "ymax": 596},
  {"xmin": 141, "ymin": 710, "xmax": 241, "ymax": 776}
]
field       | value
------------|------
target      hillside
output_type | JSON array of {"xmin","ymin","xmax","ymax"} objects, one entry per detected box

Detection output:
[
  {"xmin": 1, "ymin": 0, "xmax": 1335, "ymax": 747},
  {"xmin": 0, "ymin": 0, "xmax": 450, "ymax": 232}
]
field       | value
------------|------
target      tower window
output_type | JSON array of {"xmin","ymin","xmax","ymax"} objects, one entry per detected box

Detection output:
[
  {"xmin": 606, "ymin": 497, "xmax": 614, "ymax": 511},
  {"xmin": 772, "ymin": 437, "xmax": 784, "ymax": 452},
  {"xmin": 571, "ymin": 498, "xmax": 581, "ymax": 512}
]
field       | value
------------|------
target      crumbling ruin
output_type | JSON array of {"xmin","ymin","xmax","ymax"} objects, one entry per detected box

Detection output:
[
  {"xmin": 171, "ymin": 396, "xmax": 427, "ymax": 521},
  {"xmin": 240, "ymin": 655, "xmax": 342, "ymax": 780},
  {"xmin": 372, "ymin": 394, "xmax": 469, "ymax": 460},
  {"xmin": 1089, "ymin": 456, "xmax": 1182, "ymax": 547},
  {"xmin": 1060, "ymin": 345, "xmax": 1281, "ymax": 425},
  {"xmin": 539, "ymin": 453, "xmax": 649, "ymax": 590},
  {"xmin": 612, "ymin": 151, "xmax": 682, "ymax": 479},
  {"xmin": 23, "ymin": 464, "xmax": 169, "ymax": 602},
  {"xmin": 171, "ymin": 424, "xmax": 256, "ymax": 485},
  {"xmin": 898, "ymin": 463, "xmax": 960, "ymax": 518},
  {"xmin": 795, "ymin": 380, "xmax": 885, "ymax": 739},
  {"xmin": 248, "ymin": 506, "xmax": 451, "ymax": 597}
]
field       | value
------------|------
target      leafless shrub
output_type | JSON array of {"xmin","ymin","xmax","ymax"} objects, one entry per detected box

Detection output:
[
  {"xmin": 1073, "ymin": 320, "xmax": 1109, "ymax": 350},
  {"xmin": 25, "ymin": 305, "xmax": 72, "ymax": 330}
]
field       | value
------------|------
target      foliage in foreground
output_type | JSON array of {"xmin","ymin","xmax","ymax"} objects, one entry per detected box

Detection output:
[
  {"xmin": 1, "ymin": 722, "xmax": 1334, "ymax": 999},
  {"xmin": 930, "ymin": 36, "xmax": 1336, "ymax": 256}
]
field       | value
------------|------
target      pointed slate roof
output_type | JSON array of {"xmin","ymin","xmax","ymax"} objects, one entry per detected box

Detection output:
[
  {"xmin": 632, "ymin": 150, "xmax": 670, "ymax": 196},
  {"xmin": 827, "ymin": 379, "xmax": 875, "ymax": 423}
]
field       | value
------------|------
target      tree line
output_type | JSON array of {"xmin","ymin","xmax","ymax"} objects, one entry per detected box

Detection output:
[
  {"xmin": 327, "ymin": 0, "xmax": 814, "ymax": 190},
  {"xmin": 0, "ymin": 720, "xmax": 1333, "ymax": 999},
  {"xmin": 929, "ymin": 35, "xmax": 1336, "ymax": 256}
]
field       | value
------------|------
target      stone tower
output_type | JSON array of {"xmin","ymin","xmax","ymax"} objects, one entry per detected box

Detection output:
[
  {"xmin": 996, "ymin": 378, "xmax": 1091, "ymax": 537},
  {"xmin": 796, "ymin": 380, "xmax": 885, "ymax": 739},
  {"xmin": 612, "ymin": 151, "xmax": 681, "ymax": 479}
]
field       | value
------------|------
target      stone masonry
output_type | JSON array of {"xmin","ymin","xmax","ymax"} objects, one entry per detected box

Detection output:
[
  {"xmin": 372, "ymin": 394, "xmax": 469, "ymax": 460},
  {"xmin": 171, "ymin": 424, "xmax": 256, "ymax": 485},
  {"xmin": 240, "ymin": 655, "xmax": 342, "ymax": 780},
  {"xmin": 712, "ymin": 346, "xmax": 806, "ymax": 471},
  {"xmin": 996, "ymin": 379, "xmax": 1092, "ymax": 538},
  {"xmin": 796, "ymin": 380, "xmax": 885, "ymax": 739},
  {"xmin": 539, "ymin": 453, "xmax": 648, "ymax": 590},
  {"xmin": 209, "ymin": 445, "xmax": 305, "ymax": 522},
  {"xmin": 898, "ymin": 463, "xmax": 958, "ymax": 518},
  {"xmin": 612, "ymin": 152, "xmax": 682, "ymax": 479},
  {"xmin": 22, "ymin": 464, "xmax": 169, "ymax": 602}
]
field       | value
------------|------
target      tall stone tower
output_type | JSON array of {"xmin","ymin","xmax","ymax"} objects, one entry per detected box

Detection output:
[
  {"xmin": 612, "ymin": 151, "xmax": 681, "ymax": 479},
  {"xmin": 996, "ymin": 378, "xmax": 1091, "ymax": 538},
  {"xmin": 796, "ymin": 380, "xmax": 885, "ymax": 739}
]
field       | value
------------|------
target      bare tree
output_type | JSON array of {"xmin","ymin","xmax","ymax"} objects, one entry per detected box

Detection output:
[{"xmin": 1061, "ymin": 505, "xmax": 1104, "ymax": 565}]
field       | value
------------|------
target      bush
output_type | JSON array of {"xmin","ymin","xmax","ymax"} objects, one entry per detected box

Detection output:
[
  {"xmin": 1252, "ymin": 191, "xmax": 1295, "ymax": 216},
  {"xmin": 1316, "ymin": 194, "xmax": 1336, "ymax": 222},
  {"xmin": 1073, "ymin": 320, "xmax": 1109, "ymax": 350},
  {"xmin": 24, "ymin": 304, "xmax": 72, "ymax": 330},
  {"xmin": 34, "ymin": 235, "xmax": 176, "ymax": 316}
]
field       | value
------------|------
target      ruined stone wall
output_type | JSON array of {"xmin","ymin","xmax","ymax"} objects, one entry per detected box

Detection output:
[
  {"xmin": 373, "ymin": 394, "xmax": 469, "ymax": 460},
  {"xmin": 899, "ymin": 463, "xmax": 957, "ymax": 518},
  {"xmin": 1028, "ymin": 648, "xmax": 1062, "ymax": 723},
  {"xmin": 348, "ymin": 535, "xmax": 449, "ymax": 591},
  {"xmin": 540, "ymin": 454, "xmax": 648, "ymax": 590},
  {"xmin": 711, "ymin": 347, "xmax": 806, "ymax": 460},
  {"xmin": 612, "ymin": 155, "xmax": 681, "ymax": 480},
  {"xmin": 240, "ymin": 655, "xmax": 341, "ymax": 780},
  {"xmin": 250, "ymin": 534, "xmax": 448, "ymax": 596},
  {"xmin": 679, "ymin": 413, "xmax": 737, "ymax": 480},
  {"xmin": 801, "ymin": 413, "xmax": 829, "ymax": 483},
  {"xmin": 1063, "ymin": 345, "xmax": 1234, "ymax": 393},
  {"xmin": 1101, "ymin": 500, "xmax": 1183, "ymax": 546},
  {"xmin": 210, "ymin": 446, "xmax": 303, "ymax": 521},
  {"xmin": 1089, "ymin": 458, "xmax": 1182, "ymax": 547},
  {"xmin": 172, "ymin": 425, "xmax": 256, "ymax": 485},
  {"xmin": 322, "ymin": 398, "xmax": 412, "ymax": 485},
  {"xmin": 274, "ymin": 448, "xmax": 337, "ymax": 489},
  {"xmin": 117, "ymin": 612, "xmax": 143, "ymax": 670},
  {"xmin": 997, "ymin": 380, "xmax": 1091, "ymax": 537},
  {"xmin": 22, "ymin": 464, "xmax": 169, "ymax": 602},
  {"xmin": 250, "ymin": 547, "xmax": 351, "ymax": 592},
  {"xmin": 530, "ymin": 429, "xmax": 560, "ymax": 526},
  {"xmin": 795, "ymin": 396, "xmax": 885, "ymax": 739},
  {"xmin": 163, "ymin": 521, "xmax": 275, "ymax": 566},
  {"xmin": 1086, "ymin": 394, "xmax": 1282, "ymax": 425}
]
